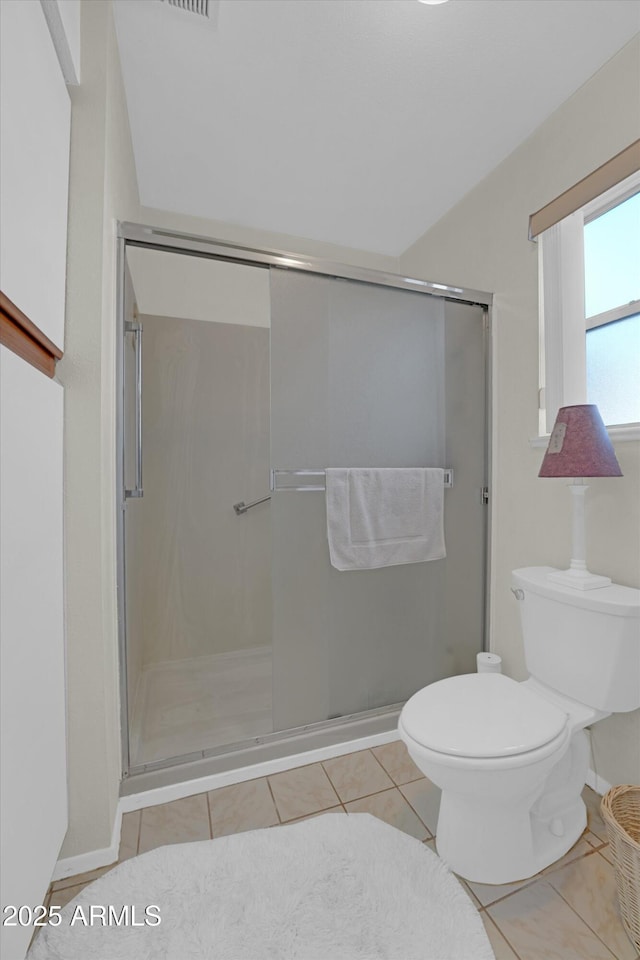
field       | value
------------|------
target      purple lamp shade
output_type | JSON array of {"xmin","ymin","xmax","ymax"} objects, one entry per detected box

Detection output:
[{"xmin": 539, "ymin": 405, "xmax": 623, "ymax": 478}]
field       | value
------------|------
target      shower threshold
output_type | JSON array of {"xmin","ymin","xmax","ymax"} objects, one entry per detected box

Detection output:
[{"xmin": 121, "ymin": 702, "xmax": 402, "ymax": 796}]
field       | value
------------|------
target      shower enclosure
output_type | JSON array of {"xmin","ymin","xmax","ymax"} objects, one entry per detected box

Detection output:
[{"xmin": 117, "ymin": 224, "xmax": 491, "ymax": 788}]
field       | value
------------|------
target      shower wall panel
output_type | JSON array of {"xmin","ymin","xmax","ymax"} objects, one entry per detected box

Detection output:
[{"xmin": 136, "ymin": 315, "xmax": 271, "ymax": 666}]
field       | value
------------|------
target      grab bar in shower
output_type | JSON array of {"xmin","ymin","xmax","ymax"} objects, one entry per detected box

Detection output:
[
  {"xmin": 233, "ymin": 495, "xmax": 272, "ymax": 515},
  {"xmin": 270, "ymin": 468, "xmax": 454, "ymax": 492},
  {"xmin": 124, "ymin": 318, "xmax": 143, "ymax": 499}
]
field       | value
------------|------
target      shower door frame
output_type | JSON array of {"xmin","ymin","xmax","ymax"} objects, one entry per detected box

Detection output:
[{"xmin": 116, "ymin": 221, "xmax": 494, "ymax": 787}]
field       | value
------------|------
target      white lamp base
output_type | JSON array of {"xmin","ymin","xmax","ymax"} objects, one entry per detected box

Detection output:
[
  {"xmin": 547, "ymin": 482, "xmax": 612, "ymax": 590},
  {"xmin": 547, "ymin": 568, "xmax": 612, "ymax": 591}
]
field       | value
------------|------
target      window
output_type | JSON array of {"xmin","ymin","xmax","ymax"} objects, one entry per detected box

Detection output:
[
  {"xmin": 538, "ymin": 170, "xmax": 640, "ymax": 436},
  {"xmin": 586, "ymin": 314, "xmax": 640, "ymax": 426},
  {"xmin": 583, "ymin": 192, "xmax": 640, "ymax": 426}
]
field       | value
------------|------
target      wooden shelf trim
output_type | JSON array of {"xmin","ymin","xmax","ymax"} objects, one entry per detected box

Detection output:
[{"xmin": 0, "ymin": 290, "xmax": 63, "ymax": 378}]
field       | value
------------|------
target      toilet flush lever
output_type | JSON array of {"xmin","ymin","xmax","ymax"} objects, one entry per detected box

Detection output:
[{"xmin": 511, "ymin": 588, "xmax": 525, "ymax": 601}]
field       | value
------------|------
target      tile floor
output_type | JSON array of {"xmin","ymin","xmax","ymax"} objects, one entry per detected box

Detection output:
[{"xmin": 45, "ymin": 742, "xmax": 638, "ymax": 960}]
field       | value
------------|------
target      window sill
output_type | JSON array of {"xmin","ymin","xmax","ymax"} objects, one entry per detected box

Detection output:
[{"xmin": 530, "ymin": 423, "xmax": 640, "ymax": 448}]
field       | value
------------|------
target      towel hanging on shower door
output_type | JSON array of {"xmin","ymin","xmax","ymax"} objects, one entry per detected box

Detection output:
[{"xmin": 325, "ymin": 467, "xmax": 446, "ymax": 571}]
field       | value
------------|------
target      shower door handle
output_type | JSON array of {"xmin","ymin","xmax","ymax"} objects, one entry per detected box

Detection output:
[{"xmin": 125, "ymin": 319, "xmax": 143, "ymax": 499}]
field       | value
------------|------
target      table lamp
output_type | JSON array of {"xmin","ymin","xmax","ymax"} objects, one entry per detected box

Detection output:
[{"xmin": 538, "ymin": 404, "xmax": 622, "ymax": 590}]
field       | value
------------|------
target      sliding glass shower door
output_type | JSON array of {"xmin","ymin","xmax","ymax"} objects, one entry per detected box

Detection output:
[
  {"xmin": 270, "ymin": 270, "xmax": 486, "ymax": 732},
  {"xmin": 119, "ymin": 234, "xmax": 487, "ymax": 778}
]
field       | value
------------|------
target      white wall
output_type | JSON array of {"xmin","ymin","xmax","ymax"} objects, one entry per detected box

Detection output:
[
  {"xmin": 0, "ymin": 4, "xmax": 74, "ymax": 956},
  {"xmin": 0, "ymin": 0, "xmax": 70, "ymax": 350},
  {"xmin": 127, "ymin": 246, "xmax": 271, "ymax": 327},
  {"xmin": 58, "ymin": 0, "xmax": 140, "ymax": 860},
  {"xmin": 400, "ymin": 37, "xmax": 640, "ymax": 787},
  {"xmin": 0, "ymin": 355, "xmax": 66, "ymax": 960}
]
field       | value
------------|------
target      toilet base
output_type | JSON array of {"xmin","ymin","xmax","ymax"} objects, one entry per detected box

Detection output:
[{"xmin": 435, "ymin": 794, "xmax": 587, "ymax": 885}]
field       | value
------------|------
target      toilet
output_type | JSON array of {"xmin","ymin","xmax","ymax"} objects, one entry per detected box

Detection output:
[{"xmin": 398, "ymin": 566, "xmax": 640, "ymax": 885}]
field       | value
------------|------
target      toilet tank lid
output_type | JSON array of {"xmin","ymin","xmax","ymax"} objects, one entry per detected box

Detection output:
[
  {"xmin": 512, "ymin": 567, "xmax": 640, "ymax": 618},
  {"xmin": 401, "ymin": 674, "xmax": 568, "ymax": 758}
]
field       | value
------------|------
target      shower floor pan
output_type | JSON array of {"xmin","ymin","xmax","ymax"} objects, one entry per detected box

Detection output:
[{"xmin": 129, "ymin": 646, "xmax": 273, "ymax": 767}]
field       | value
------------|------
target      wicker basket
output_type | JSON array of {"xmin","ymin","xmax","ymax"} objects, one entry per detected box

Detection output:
[{"xmin": 600, "ymin": 784, "xmax": 640, "ymax": 952}]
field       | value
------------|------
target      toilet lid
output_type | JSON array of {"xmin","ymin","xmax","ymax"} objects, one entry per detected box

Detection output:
[{"xmin": 401, "ymin": 674, "xmax": 568, "ymax": 758}]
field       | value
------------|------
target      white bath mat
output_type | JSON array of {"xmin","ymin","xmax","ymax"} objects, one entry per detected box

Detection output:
[{"xmin": 30, "ymin": 813, "xmax": 494, "ymax": 960}]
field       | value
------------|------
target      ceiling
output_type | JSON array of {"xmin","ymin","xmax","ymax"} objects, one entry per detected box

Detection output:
[{"xmin": 114, "ymin": 0, "xmax": 639, "ymax": 257}]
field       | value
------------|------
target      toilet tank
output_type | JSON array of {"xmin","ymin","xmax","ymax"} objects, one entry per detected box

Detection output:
[{"xmin": 512, "ymin": 567, "xmax": 640, "ymax": 713}]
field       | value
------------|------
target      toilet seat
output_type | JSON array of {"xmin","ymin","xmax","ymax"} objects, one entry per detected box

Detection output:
[
  {"xmin": 401, "ymin": 673, "xmax": 568, "ymax": 760},
  {"xmin": 399, "ymin": 719, "xmax": 570, "ymax": 773}
]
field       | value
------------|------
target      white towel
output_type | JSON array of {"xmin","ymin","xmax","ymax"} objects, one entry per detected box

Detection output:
[{"xmin": 326, "ymin": 468, "xmax": 446, "ymax": 571}]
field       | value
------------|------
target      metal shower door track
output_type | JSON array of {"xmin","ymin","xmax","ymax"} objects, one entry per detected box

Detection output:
[{"xmin": 118, "ymin": 222, "xmax": 493, "ymax": 308}]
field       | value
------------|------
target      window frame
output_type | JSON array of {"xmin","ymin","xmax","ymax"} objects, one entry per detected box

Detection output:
[{"xmin": 535, "ymin": 170, "xmax": 640, "ymax": 443}]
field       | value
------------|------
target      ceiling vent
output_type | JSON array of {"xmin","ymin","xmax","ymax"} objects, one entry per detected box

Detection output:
[
  {"xmin": 159, "ymin": 0, "xmax": 219, "ymax": 26},
  {"xmin": 162, "ymin": 0, "xmax": 209, "ymax": 15}
]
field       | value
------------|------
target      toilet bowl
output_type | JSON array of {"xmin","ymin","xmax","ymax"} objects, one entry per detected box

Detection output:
[
  {"xmin": 399, "ymin": 566, "xmax": 640, "ymax": 885},
  {"xmin": 399, "ymin": 673, "xmax": 589, "ymax": 883}
]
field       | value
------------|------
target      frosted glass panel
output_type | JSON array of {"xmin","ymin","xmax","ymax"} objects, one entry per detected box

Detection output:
[
  {"xmin": 584, "ymin": 193, "xmax": 640, "ymax": 318},
  {"xmin": 328, "ymin": 280, "xmax": 445, "ymax": 467},
  {"xmin": 270, "ymin": 270, "xmax": 485, "ymax": 732},
  {"xmin": 586, "ymin": 314, "xmax": 640, "ymax": 425}
]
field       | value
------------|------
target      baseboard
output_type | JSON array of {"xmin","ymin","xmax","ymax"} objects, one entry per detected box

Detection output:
[
  {"xmin": 51, "ymin": 805, "xmax": 123, "ymax": 881},
  {"xmin": 120, "ymin": 727, "xmax": 401, "ymax": 813},
  {"xmin": 50, "ymin": 727, "xmax": 401, "ymax": 877},
  {"xmin": 585, "ymin": 768, "xmax": 612, "ymax": 796}
]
